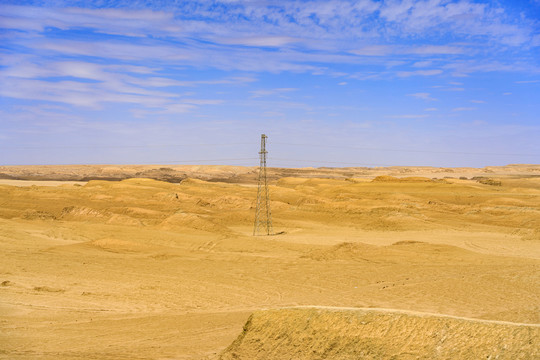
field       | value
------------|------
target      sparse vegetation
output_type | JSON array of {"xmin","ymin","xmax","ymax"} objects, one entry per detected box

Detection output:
[{"xmin": 473, "ymin": 176, "xmax": 502, "ymax": 186}]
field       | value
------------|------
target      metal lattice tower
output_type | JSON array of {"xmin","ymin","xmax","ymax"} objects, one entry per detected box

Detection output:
[{"xmin": 253, "ymin": 134, "xmax": 274, "ymax": 236}]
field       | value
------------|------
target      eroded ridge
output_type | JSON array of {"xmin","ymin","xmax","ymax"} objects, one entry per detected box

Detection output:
[{"xmin": 221, "ymin": 307, "xmax": 540, "ymax": 360}]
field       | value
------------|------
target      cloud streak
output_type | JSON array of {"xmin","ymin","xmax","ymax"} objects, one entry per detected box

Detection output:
[{"xmin": 408, "ymin": 92, "xmax": 437, "ymax": 101}]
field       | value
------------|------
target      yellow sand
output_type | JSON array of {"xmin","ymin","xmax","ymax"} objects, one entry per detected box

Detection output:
[{"xmin": 0, "ymin": 166, "xmax": 539, "ymax": 359}]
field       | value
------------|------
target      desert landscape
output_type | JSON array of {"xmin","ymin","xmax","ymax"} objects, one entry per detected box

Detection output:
[
  {"xmin": 3, "ymin": 1, "xmax": 540, "ymax": 358},
  {"xmin": 1, "ymin": 164, "xmax": 539, "ymax": 359}
]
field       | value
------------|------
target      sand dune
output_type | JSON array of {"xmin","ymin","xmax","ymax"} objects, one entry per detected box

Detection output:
[
  {"xmin": 1, "ymin": 163, "xmax": 539, "ymax": 183},
  {"xmin": 0, "ymin": 165, "xmax": 538, "ymax": 359}
]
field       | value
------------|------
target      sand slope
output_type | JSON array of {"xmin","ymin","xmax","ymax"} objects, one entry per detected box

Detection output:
[
  {"xmin": 220, "ymin": 307, "xmax": 539, "ymax": 360},
  {"xmin": 0, "ymin": 167, "xmax": 539, "ymax": 359}
]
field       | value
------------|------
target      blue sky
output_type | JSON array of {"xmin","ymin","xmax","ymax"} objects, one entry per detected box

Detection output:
[{"xmin": 1, "ymin": 0, "xmax": 539, "ymax": 167}]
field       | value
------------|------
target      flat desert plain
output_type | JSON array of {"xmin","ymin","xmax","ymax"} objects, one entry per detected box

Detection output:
[{"xmin": 1, "ymin": 165, "xmax": 539, "ymax": 359}]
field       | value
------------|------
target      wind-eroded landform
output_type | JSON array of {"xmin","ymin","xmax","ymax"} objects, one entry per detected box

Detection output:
[{"xmin": 1, "ymin": 164, "xmax": 539, "ymax": 359}]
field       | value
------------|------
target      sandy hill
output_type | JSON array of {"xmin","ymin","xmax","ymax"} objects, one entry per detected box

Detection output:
[
  {"xmin": 220, "ymin": 307, "xmax": 539, "ymax": 360},
  {"xmin": 0, "ymin": 169, "xmax": 538, "ymax": 359},
  {"xmin": 1, "ymin": 164, "xmax": 539, "ymax": 183}
]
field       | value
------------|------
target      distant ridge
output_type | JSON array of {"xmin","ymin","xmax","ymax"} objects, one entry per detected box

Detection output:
[{"xmin": 1, "ymin": 164, "xmax": 539, "ymax": 184}]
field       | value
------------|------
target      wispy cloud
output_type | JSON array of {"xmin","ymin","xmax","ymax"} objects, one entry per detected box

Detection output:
[
  {"xmin": 2, "ymin": 1, "xmax": 537, "ymax": 77},
  {"xmin": 351, "ymin": 45, "xmax": 394, "ymax": 56},
  {"xmin": 378, "ymin": 0, "xmax": 534, "ymax": 47},
  {"xmin": 412, "ymin": 60, "xmax": 433, "ymax": 68},
  {"xmin": 250, "ymin": 88, "xmax": 298, "ymax": 98},
  {"xmin": 351, "ymin": 44, "xmax": 464, "ymax": 57},
  {"xmin": 0, "ymin": 57, "xmax": 234, "ymax": 112},
  {"xmin": 213, "ymin": 36, "xmax": 302, "ymax": 47},
  {"xmin": 0, "ymin": 5, "xmax": 177, "ymax": 37},
  {"xmin": 452, "ymin": 107, "xmax": 476, "ymax": 112},
  {"xmin": 387, "ymin": 114, "xmax": 429, "ymax": 119},
  {"xmin": 444, "ymin": 60, "xmax": 538, "ymax": 77},
  {"xmin": 32, "ymin": 39, "xmax": 193, "ymax": 62},
  {"xmin": 408, "ymin": 92, "xmax": 437, "ymax": 101},
  {"xmin": 397, "ymin": 70, "xmax": 443, "ymax": 78}
]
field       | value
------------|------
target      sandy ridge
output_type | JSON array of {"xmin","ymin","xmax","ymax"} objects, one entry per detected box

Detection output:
[
  {"xmin": 220, "ymin": 306, "xmax": 539, "ymax": 359},
  {"xmin": 282, "ymin": 305, "xmax": 540, "ymax": 327},
  {"xmin": 1, "ymin": 164, "xmax": 539, "ymax": 184}
]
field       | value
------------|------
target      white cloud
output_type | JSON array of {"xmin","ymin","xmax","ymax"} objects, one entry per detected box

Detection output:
[
  {"xmin": 352, "ymin": 44, "xmax": 464, "ymax": 57},
  {"xmin": 127, "ymin": 77, "xmax": 191, "ymax": 88},
  {"xmin": 410, "ymin": 45, "xmax": 464, "ymax": 55},
  {"xmin": 0, "ymin": 78, "xmax": 108, "ymax": 108},
  {"xmin": 250, "ymin": 88, "xmax": 298, "ymax": 98},
  {"xmin": 351, "ymin": 45, "xmax": 394, "ymax": 56},
  {"xmin": 444, "ymin": 60, "xmax": 537, "ymax": 76},
  {"xmin": 408, "ymin": 92, "xmax": 437, "ymax": 101},
  {"xmin": 378, "ymin": 0, "xmax": 533, "ymax": 47},
  {"xmin": 386, "ymin": 114, "xmax": 429, "ymax": 119},
  {"xmin": 470, "ymin": 100, "xmax": 485, "ymax": 104},
  {"xmin": 214, "ymin": 36, "xmax": 301, "ymax": 47},
  {"xmin": 452, "ymin": 107, "xmax": 476, "ymax": 112},
  {"xmin": 0, "ymin": 57, "xmax": 233, "ymax": 113},
  {"xmin": 397, "ymin": 69, "xmax": 443, "ymax": 77},
  {"xmin": 412, "ymin": 60, "xmax": 432, "ymax": 68},
  {"xmin": 0, "ymin": 5, "xmax": 176, "ymax": 37},
  {"xmin": 182, "ymin": 99, "xmax": 224, "ymax": 105},
  {"xmin": 33, "ymin": 39, "xmax": 193, "ymax": 62}
]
